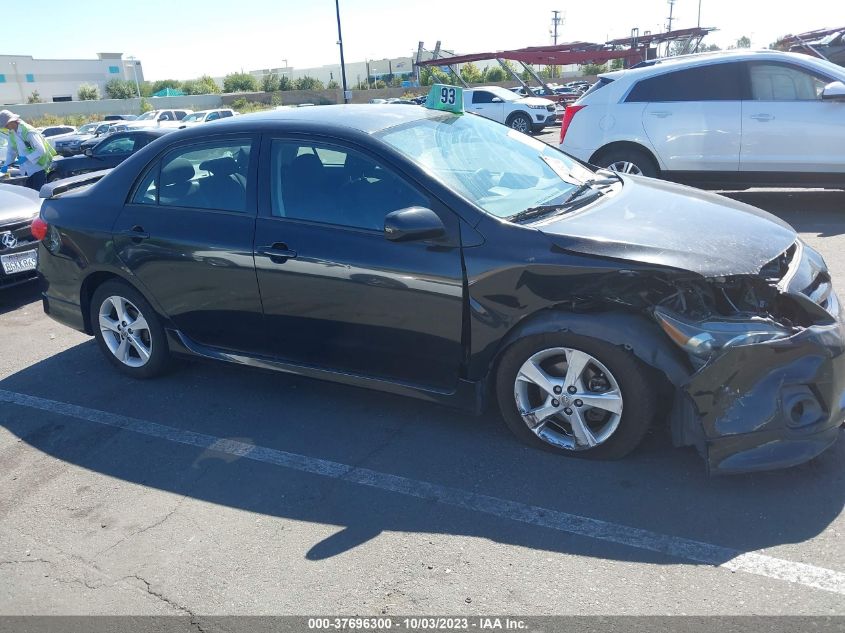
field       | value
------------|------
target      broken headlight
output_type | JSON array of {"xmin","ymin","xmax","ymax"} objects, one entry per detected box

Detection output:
[{"xmin": 653, "ymin": 306, "xmax": 794, "ymax": 361}]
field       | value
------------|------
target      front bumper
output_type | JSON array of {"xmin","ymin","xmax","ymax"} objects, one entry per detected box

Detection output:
[
  {"xmin": 0, "ymin": 221, "xmax": 39, "ymax": 289},
  {"xmin": 683, "ymin": 309, "xmax": 845, "ymax": 474}
]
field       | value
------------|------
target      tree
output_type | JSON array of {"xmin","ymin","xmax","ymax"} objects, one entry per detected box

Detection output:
[
  {"xmin": 151, "ymin": 79, "xmax": 181, "ymax": 93},
  {"xmin": 736, "ymin": 35, "xmax": 751, "ymax": 49},
  {"xmin": 419, "ymin": 66, "xmax": 451, "ymax": 86},
  {"xmin": 278, "ymin": 75, "xmax": 293, "ymax": 91},
  {"xmin": 700, "ymin": 43, "xmax": 722, "ymax": 52},
  {"xmin": 483, "ymin": 66, "xmax": 506, "ymax": 82},
  {"xmin": 27, "ymin": 91, "xmax": 43, "ymax": 104},
  {"xmin": 105, "ymin": 78, "xmax": 137, "ymax": 99},
  {"xmin": 294, "ymin": 75, "xmax": 324, "ymax": 90},
  {"xmin": 460, "ymin": 62, "xmax": 483, "ymax": 84},
  {"xmin": 580, "ymin": 63, "xmax": 607, "ymax": 76},
  {"xmin": 326, "ymin": 79, "xmax": 340, "ymax": 89},
  {"xmin": 139, "ymin": 98, "xmax": 153, "ymax": 114},
  {"xmin": 261, "ymin": 73, "xmax": 281, "ymax": 92},
  {"xmin": 77, "ymin": 84, "xmax": 100, "ymax": 100},
  {"xmin": 222, "ymin": 72, "xmax": 258, "ymax": 93},
  {"xmin": 195, "ymin": 75, "xmax": 220, "ymax": 94}
]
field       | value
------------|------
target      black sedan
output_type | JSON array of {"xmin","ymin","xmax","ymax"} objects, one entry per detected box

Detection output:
[
  {"xmin": 33, "ymin": 105, "xmax": 845, "ymax": 474},
  {"xmin": 49, "ymin": 129, "xmax": 172, "ymax": 181},
  {"xmin": 0, "ymin": 184, "xmax": 41, "ymax": 289}
]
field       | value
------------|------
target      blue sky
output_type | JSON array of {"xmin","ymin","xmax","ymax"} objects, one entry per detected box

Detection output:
[{"xmin": 10, "ymin": 0, "xmax": 838, "ymax": 79}]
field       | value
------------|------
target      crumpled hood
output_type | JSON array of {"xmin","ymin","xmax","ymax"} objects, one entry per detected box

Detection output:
[
  {"xmin": 537, "ymin": 175, "xmax": 797, "ymax": 277},
  {"xmin": 0, "ymin": 184, "xmax": 40, "ymax": 225}
]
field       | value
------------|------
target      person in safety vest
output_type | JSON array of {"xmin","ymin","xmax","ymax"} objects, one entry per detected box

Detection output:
[{"xmin": 0, "ymin": 110, "xmax": 57, "ymax": 191}]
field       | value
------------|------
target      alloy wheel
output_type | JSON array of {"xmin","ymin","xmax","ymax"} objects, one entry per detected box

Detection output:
[
  {"xmin": 607, "ymin": 161, "xmax": 643, "ymax": 175},
  {"xmin": 98, "ymin": 295, "xmax": 153, "ymax": 368},
  {"xmin": 510, "ymin": 116, "xmax": 530, "ymax": 133},
  {"xmin": 513, "ymin": 347, "xmax": 624, "ymax": 451}
]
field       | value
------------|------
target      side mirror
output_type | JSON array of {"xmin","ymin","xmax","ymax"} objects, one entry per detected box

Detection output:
[
  {"xmin": 84, "ymin": 148, "xmax": 94, "ymax": 157},
  {"xmin": 384, "ymin": 207, "xmax": 445, "ymax": 242},
  {"xmin": 491, "ymin": 97, "xmax": 503, "ymax": 103},
  {"xmin": 822, "ymin": 80, "xmax": 845, "ymax": 101}
]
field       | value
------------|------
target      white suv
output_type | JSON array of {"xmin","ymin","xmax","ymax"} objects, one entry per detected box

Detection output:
[
  {"xmin": 463, "ymin": 86, "xmax": 557, "ymax": 134},
  {"xmin": 559, "ymin": 50, "xmax": 845, "ymax": 188},
  {"xmin": 124, "ymin": 109, "xmax": 193, "ymax": 130}
]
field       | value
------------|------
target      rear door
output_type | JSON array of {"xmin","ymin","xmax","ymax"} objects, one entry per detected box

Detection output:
[
  {"xmin": 252, "ymin": 136, "xmax": 466, "ymax": 389},
  {"xmin": 740, "ymin": 61, "xmax": 845, "ymax": 173},
  {"xmin": 465, "ymin": 90, "xmax": 506, "ymax": 124},
  {"xmin": 112, "ymin": 135, "xmax": 264, "ymax": 352},
  {"xmin": 630, "ymin": 62, "xmax": 745, "ymax": 171}
]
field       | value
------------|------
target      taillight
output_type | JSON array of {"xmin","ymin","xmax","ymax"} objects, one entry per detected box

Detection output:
[
  {"xmin": 31, "ymin": 217, "xmax": 48, "ymax": 241},
  {"xmin": 559, "ymin": 105, "xmax": 586, "ymax": 144}
]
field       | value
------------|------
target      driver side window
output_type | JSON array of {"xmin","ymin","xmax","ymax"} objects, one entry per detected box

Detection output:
[{"xmin": 269, "ymin": 140, "xmax": 428, "ymax": 231}]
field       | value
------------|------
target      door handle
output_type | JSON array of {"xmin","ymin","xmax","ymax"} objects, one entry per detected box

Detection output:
[
  {"xmin": 750, "ymin": 113, "xmax": 774, "ymax": 121},
  {"xmin": 120, "ymin": 225, "xmax": 149, "ymax": 241},
  {"xmin": 649, "ymin": 111, "xmax": 672, "ymax": 118},
  {"xmin": 258, "ymin": 243, "xmax": 297, "ymax": 263}
]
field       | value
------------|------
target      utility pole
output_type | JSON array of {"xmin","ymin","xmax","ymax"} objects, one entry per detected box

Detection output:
[
  {"xmin": 334, "ymin": 0, "xmax": 350, "ymax": 103},
  {"xmin": 697, "ymin": 0, "xmax": 702, "ymax": 28},
  {"xmin": 551, "ymin": 10, "xmax": 562, "ymax": 45},
  {"xmin": 666, "ymin": 0, "xmax": 676, "ymax": 57}
]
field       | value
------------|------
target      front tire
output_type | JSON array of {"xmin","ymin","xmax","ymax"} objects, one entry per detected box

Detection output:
[
  {"xmin": 507, "ymin": 112, "xmax": 532, "ymax": 134},
  {"xmin": 90, "ymin": 280, "xmax": 170, "ymax": 378},
  {"xmin": 495, "ymin": 331, "xmax": 657, "ymax": 460}
]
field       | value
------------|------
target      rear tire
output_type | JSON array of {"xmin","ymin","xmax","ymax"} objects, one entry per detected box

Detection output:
[
  {"xmin": 596, "ymin": 147, "xmax": 659, "ymax": 178},
  {"xmin": 90, "ymin": 280, "xmax": 171, "ymax": 379},
  {"xmin": 495, "ymin": 331, "xmax": 657, "ymax": 460}
]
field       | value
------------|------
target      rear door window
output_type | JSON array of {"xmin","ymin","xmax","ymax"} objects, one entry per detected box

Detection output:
[{"xmin": 626, "ymin": 63, "xmax": 746, "ymax": 102}]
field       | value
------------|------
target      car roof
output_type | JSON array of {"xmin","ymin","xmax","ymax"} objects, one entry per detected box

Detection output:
[
  {"xmin": 598, "ymin": 49, "xmax": 837, "ymax": 81},
  {"xmin": 173, "ymin": 104, "xmax": 448, "ymax": 136}
]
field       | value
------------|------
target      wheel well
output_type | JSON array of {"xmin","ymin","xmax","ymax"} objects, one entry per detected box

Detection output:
[
  {"xmin": 79, "ymin": 271, "xmax": 128, "ymax": 334},
  {"xmin": 589, "ymin": 142, "xmax": 660, "ymax": 172},
  {"xmin": 487, "ymin": 309, "xmax": 690, "ymax": 392},
  {"xmin": 506, "ymin": 111, "xmax": 530, "ymax": 124}
]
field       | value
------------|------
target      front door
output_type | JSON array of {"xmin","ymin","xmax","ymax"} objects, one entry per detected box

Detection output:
[
  {"xmin": 465, "ymin": 90, "xmax": 506, "ymax": 124},
  {"xmin": 740, "ymin": 61, "xmax": 845, "ymax": 173},
  {"xmin": 253, "ymin": 137, "xmax": 465, "ymax": 390},
  {"xmin": 113, "ymin": 135, "xmax": 264, "ymax": 352}
]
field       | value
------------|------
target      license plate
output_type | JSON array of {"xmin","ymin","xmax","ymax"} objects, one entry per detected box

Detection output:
[{"xmin": 1, "ymin": 249, "xmax": 37, "ymax": 275}]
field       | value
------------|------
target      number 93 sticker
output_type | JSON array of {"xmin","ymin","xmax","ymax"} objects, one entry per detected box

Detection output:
[{"xmin": 425, "ymin": 84, "xmax": 464, "ymax": 114}]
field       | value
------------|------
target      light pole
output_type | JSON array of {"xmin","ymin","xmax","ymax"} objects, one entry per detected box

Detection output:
[
  {"xmin": 126, "ymin": 56, "xmax": 141, "ymax": 98},
  {"xmin": 334, "ymin": 0, "xmax": 350, "ymax": 103},
  {"xmin": 372, "ymin": 68, "xmax": 378, "ymax": 89}
]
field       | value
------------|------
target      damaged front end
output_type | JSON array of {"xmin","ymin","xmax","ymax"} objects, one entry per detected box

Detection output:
[{"xmin": 651, "ymin": 240, "xmax": 845, "ymax": 474}]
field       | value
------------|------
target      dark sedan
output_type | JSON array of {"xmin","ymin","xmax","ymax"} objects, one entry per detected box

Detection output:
[
  {"xmin": 0, "ymin": 184, "xmax": 41, "ymax": 288},
  {"xmin": 54, "ymin": 122, "xmax": 116, "ymax": 157},
  {"xmin": 32, "ymin": 103, "xmax": 845, "ymax": 474},
  {"xmin": 49, "ymin": 129, "xmax": 172, "ymax": 181}
]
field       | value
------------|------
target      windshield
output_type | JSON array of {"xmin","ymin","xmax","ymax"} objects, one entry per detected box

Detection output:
[
  {"xmin": 377, "ymin": 113, "xmax": 596, "ymax": 219},
  {"xmin": 180, "ymin": 112, "xmax": 206, "ymax": 123},
  {"xmin": 78, "ymin": 123, "xmax": 98, "ymax": 134},
  {"xmin": 136, "ymin": 111, "xmax": 157, "ymax": 121}
]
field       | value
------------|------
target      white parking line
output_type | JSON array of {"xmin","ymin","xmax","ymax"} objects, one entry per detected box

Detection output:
[{"xmin": 2, "ymin": 387, "xmax": 844, "ymax": 596}]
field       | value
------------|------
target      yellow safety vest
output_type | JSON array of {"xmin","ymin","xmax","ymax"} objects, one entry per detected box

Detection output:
[{"xmin": 8, "ymin": 121, "xmax": 57, "ymax": 172}]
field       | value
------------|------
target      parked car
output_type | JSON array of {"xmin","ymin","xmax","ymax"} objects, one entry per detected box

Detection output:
[
  {"xmin": 462, "ymin": 86, "xmax": 556, "ymax": 133},
  {"xmin": 54, "ymin": 122, "xmax": 118, "ymax": 157},
  {"xmin": 178, "ymin": 109, "xmax": 236, "ymax": 128},
  {"xmin": 789, "ymin": 30, "xmax": 845, "ymax": 67},
  {"xmin": 0, "ymin": 184, "xmax": 40, "ymax": 288},
  {"xmin": 38, "ymin": 125, "xmax": 76, "ymax": 138},
  {"xmin": 33, "ymin": 104, "xmax": 845, "ymax": 473},
  {"xmin": 124, "ymin": 109, "xmax": 192, "ymax": 129},
  {"xmin": 49, "ymin": 129, "xmax": 172, "ymax": 181},
  {"xmin": 559, "ymin": 50, "xmax": 845, "ymax": 187}
]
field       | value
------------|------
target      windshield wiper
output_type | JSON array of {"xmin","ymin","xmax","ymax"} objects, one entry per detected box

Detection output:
[{"xmin": 507, "ymin": 204, "xmax": 570, "ymax": 224}]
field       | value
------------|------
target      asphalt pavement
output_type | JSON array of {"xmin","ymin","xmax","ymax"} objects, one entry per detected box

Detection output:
[{"xmin": 1, "ymin": 163, "xmax": 845, "ymax": 617}]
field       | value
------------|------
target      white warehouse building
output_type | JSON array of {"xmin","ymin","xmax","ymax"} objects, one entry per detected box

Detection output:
[{"xmin": 0, "ymin": 53, "xmax": 145, "ymax": 105}]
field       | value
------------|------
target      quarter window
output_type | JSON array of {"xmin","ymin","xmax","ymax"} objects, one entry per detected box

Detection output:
[
  {"xmin": 131, "ymin": 139, "xmax": 252, "ymax": 212},
  {"xmin": 626, "ymin": 63, "xmax": 745, "ymax": 102},
  {"xmin": 269, "ymin": 140, "xmax": 427, "ymax": 231},
  {"xmin": 749, "ymin": 63, "xmax": 829, "ymax": 100}
]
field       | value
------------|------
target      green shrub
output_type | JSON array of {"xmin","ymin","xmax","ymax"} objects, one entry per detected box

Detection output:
[
  {"xmin": 223, "ymin": 72, "xmax": 258, "ymax": 93},
  {"xmin": 105, "ymin": 78, "xmax": 136, "ymax": 99},
  {"xmin": 77, "ymin": 84, "xmax": 100, "ymax": 100}
]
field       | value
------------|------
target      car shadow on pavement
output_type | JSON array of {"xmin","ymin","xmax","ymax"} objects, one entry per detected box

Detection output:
[
  {"xmin": 722, "ymin": 190, "xmax": 845, "ymax": 237},
  {"xmin": 0, "ymin": 280, "xmax": 40, "ymax": 316},
  {"xmin": 2, "ymin": 340, "xmax": 843, "ymax": 566}
]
